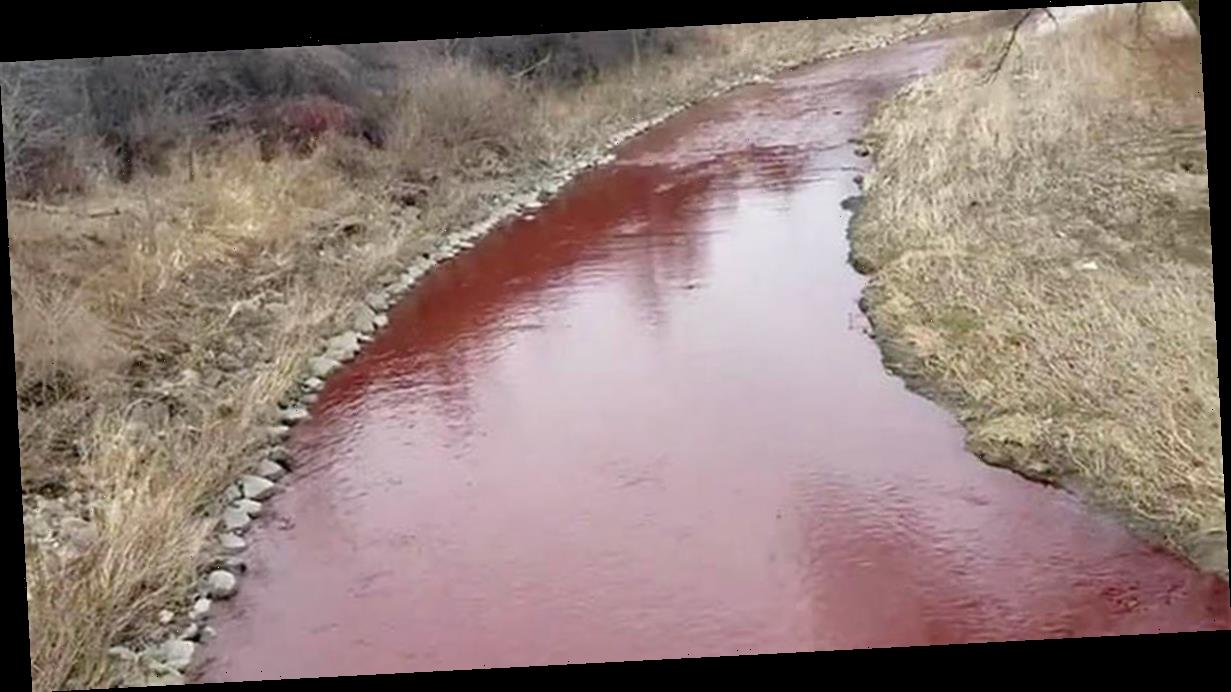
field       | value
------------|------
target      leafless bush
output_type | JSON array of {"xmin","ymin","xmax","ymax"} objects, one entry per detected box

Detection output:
[
  {"xmin": 454, "ymin": 28, "xmax": 702, "ymax": 84},
  {"xmin": 389, "ymin": 57, "xmax": 540, "ymax": 177},
  {"xmin": 2, "ymin": 30, "xmax": 700, "ymax": 194},
  {"xmin": 2, "ymin": 60, "xmax": 94, "ymax": 197}
]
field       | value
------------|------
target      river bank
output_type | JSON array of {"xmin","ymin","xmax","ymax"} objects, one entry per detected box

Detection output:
[{"xmin": 849, "ymin": 4, "xmax": 1222, "ymax": 577}]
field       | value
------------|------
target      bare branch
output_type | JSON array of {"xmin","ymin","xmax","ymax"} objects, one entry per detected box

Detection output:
[{"xmin": 983, "ymin": 9, "xmax": 1039, "ymax": 84}]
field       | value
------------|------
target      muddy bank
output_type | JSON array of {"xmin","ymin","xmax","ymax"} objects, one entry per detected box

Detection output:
[{"xmin": 196, "ymin": 24, "xmax": 1228, "ymax": 682}]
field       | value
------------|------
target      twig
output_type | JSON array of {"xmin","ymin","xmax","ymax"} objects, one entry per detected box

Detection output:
[
  {"xmin": 983, "ymin": 9, "xmax": 1039, "ymax": 84},
  {"xmin": 513, "ymin": 50, "xmax": 554, "ymax": 81},
  {"xmin": 10, "ymin": 199, "xmax": 123, "ymax": 218}
]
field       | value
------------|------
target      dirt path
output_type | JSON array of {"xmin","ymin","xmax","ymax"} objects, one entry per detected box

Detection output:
[{"xmin": 198, "ymin": 25, "xmax": 1230, "ymax": 681}]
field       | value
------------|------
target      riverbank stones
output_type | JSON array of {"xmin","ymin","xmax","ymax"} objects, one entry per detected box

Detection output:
[
  {"xmin": 206, "ymin": 570, "xmax": 237, "ymax": 599},
  {"xmin": 239, "ymin": 475, "xmax": 275, "ymax": 501}
]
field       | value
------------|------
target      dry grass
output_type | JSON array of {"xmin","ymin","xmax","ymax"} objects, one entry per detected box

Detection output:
[
  {"xmin": 13, "ymin": 15, "xmax": 989, "ymax": 690},
  {"xmin": 850, "ymin": 4, "xmax": 1221, "ymax": 575}
]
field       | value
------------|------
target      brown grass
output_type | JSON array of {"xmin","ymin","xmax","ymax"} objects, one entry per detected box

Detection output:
[
  {"xmin": 13, "ymin": 15, "xmax": 991, "ymax": 690},
  {"xmin": 850, "ymin": 4, "xmax": 1221, "ymax": 576}
]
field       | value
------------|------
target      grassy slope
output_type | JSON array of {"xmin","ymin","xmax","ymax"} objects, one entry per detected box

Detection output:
[{"xmin": 850, "ymin": 4, "xmax": 1221, "ymax": 577}]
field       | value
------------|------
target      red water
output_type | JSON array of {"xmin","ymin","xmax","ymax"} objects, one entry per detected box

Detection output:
[{"xmin": 200, "ymin": 30, "xmax": 1230, "ymax": 681}]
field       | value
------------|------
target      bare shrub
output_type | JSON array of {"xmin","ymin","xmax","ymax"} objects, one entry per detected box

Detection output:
[
  {"xmin": 388, "ymin": 58, "xmax": 542, "ymax": 177},
  {"xmin": 455, "ymin": 28, "xmax": 702, "ymax": 85}
]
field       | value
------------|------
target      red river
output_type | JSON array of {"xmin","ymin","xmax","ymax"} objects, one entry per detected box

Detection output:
[{"xmin": 200, "ymin": 22, "xmax": 1230, "ymax": 681}]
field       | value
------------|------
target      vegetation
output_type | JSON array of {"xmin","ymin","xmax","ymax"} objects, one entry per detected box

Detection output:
[{"xmin": 850, "ymin": 3, "xmax": 1220, "ymax": 576}]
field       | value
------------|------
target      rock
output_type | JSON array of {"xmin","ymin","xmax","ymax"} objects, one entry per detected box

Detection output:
[
  {"xmin": 223, "ymin": 483, "xmax": 242, "ymax": 503},
  {"xmin": 257, "ymin": 459, "xmax": 287, "ymax": 481},
  {"xmin": 1077, "ymin": 260, "xmax": 1099, "ymax": 271},
  {"xmin": 268, "ymin": 446, "xmax": 290, "ymax": 464},
  {"xmin": 854, "ymin": 146, "xmax": 871, "ymax": 157},
  {"xmin": 207, "ymin": 570, "xmax": 238, "ymax": 599},
  {"xmin": 221, "ymin": 556, "xmax": 247, "ymax": 573},
  {"xmin": 158, "ymin": 639, "xmax": 195, "ymax": 670},
  {"xmin": 108, "ymin": 645, "xmax": 139, "ymax": 662},
  {"xmin": 144, "ymin": 668, "xmax": 186, "ymax": 686},
  {"xmin": 374, "ymin": 313, "xmax": 389, "ymax": 328},
  {"xmin": 232, "ymin": 498, "xmax": 263, "ymax": 517},
  {"xmin": 221, "ymin": 507, "xmax": 251, "ymax": 533},
  {"xmin": 190, "ymin": 597, "xmax": 212, "ymax": 620},
  {"xmin": 302, "ymin": 392, "xmax": 319, "ymax": 405},
  {"xmin": 302, "ymin": 377, "xmax": 325, "ymax": 393},
  {"xmin": 266, "ymin": 425, "xmax": 290, "ymax": 442},
  {"xmin": 308, "ymin": 356, "xmax": 341, "ymax": 379},
  {"xmin": 326, "ymin": 332, "xmax": 361, "ymax": 360},
  {"xmin": 200, "ymin": 626, "xmax": 217, "ymax": 643},
  {"xmin": 26, "ymin": 513, "xmax": 52, "ymax": 539},
  {"xmin": 280, "ymin": 406, "xmax": 310, "ymax": 424},
  {"xmin": 181, "ymin": 623, "xmax": 200, "ymax": 641},
  {"xmin": 365, "ymin": 291, "xmax": 390, "ymax": 312},
  {"xmin": 352, "ymin": 304, "xmax": 378, "ymax": 333},
  {"xmin": 239, "ymin": 474, "xmax": 276, "ymax": 500},
  {"xmin": 158, "ymin": 609, "xmax": 175, "ymax": 625},
  {"xmin": 60, "ymin": 516, "xmax": 98, "ymax": 550}
]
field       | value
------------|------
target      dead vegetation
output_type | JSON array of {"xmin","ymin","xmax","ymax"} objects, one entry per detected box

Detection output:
[
  {"xmin": 849, "ymin": 4, "xmax": 1221, "ymax": 576},
  {"xmin": 9, "ymin": 16, "xmax": 981, "ymax": 691}
]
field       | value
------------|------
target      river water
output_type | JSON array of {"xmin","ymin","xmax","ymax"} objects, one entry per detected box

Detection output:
[{"xmin": 200, "ymin": 25, "xmax": 1230, "ymax": 681}]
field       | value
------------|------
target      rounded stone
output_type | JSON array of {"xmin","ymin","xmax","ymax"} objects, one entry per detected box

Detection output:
[
  {"xmin": 308, "ymin": 356, "xmax": 340, "ymax": 379},
  {"xmin": 352, "ymin": 304, "xmax": 378, "ymax": 333},
  {"xmin": 189, "ymin": 597, "xmax": 212, "ymax": 620},
  {"xmin": 365, "ymin": 292, "xmax": 390, "ymax": 312},
  {"xmin": 206, "ymin": 570, "xmax": 238, "ymax": 599},
  {"xmin": 231, "ymin": 498, "xmax": 263, "ymax": 517},
  {"xmin": 221, "ymin": 507, "xmax": 251, "ymax": 533},
  {"xmin": 143, "ymin": 668, "xmax": 186, "ymax": 686},
  {"xmin": 159, "ymin": 639, "xmax": 195, "ymax": 670},
  {"xmin": 221, "ymin": 556, "xmax": 247, "ymax": 573},
  {"xmin": 256, "ymin": 459, "xmax": 287, "ymax": 481},
  {"xmin": 326, "ymin": 332, "xmax": 360, "ymax": 359},
  {"xmin": 239, "ymin": 474, "xmax": 276, "ymax": 500},
  {"xmin": 280, "ymin": 406, "xmax": 310, "ymax": 425}
]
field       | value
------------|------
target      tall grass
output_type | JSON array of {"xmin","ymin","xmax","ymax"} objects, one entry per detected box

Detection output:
[{"xmin": 851, "ymin": 3, "xmax": 1220, "ymax": 573}]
